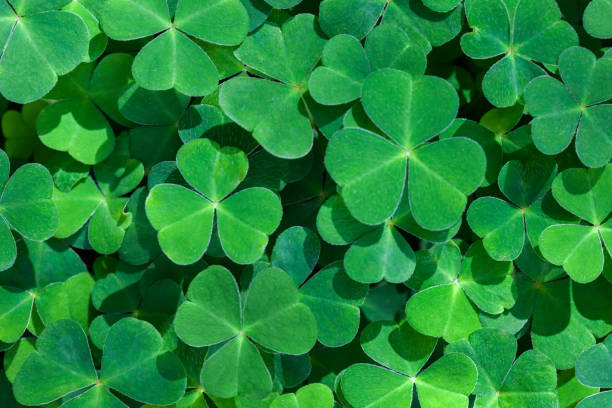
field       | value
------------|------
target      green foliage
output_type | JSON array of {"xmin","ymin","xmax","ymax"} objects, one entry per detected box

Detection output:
[{"xmin": 0, "ymin": 0, "xmax": 611, "ymax": 407}]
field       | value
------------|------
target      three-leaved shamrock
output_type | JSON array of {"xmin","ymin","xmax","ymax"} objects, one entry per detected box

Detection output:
[
  {"xmin": 325, "ymin": 69, "xmax": 486, "ymax": 230},
  {"xmin": 174, "ymin": 265, "xmax": 317, "ymax": 398},
  {"xmin": 100, "ymin": 0, "xmax": 249, "ymax": 96},
  {"xmin": 145, "ymin": 138, "xmax": 282, "ymax": 265}
]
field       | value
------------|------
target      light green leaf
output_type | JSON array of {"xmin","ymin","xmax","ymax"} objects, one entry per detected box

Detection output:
[
  {"xmin": 360, "ymin": 319, "xmax": 437, "ymax": 377},
  {"xmin": 344, "ymin": 224, "xmax": 416, "ymax": 283},
  {"xmin": 467, "ymin": 197, "xmax": 525, "ymax": 261},
  {"xmin": 324, "ymin": 127, "xmax": 406, "ymax": 225},
  {"xmin": 383, "ymin": 0, "xmax": 464, "ymax": 51},
  {"xmin": 0, "ymin": 163, "xmax": 58, "ymax": 241},
  {"xmin": 551, "ymin": 165, "xmax": 612, "ymax": 226},
  {"xmin": 200, "ymin": 336, "xmax": 272, "ymax": 399},
  {"xmin": 100, "ymin": 318, "xmax": 186, "ymax": 405},
  {"xmin": 414, "ymin": 353, "xmax": 477, "ymax": 408},
  {"xmin": 145, "ymin": 184, "xmax": 215, "ymax": 265},
  {"xmin": 309, "ymin": 34, "xmax": 370, "ymax": 105},
  {"xmin": 216, "ymin": 187, "xmax": 282, "ymax": 264},
  {"xmin": 0, "ymin": 11, "xmax": 89, "ymax": 103},
  {"xmin": 576, "ymin": 334, "xmax": 612, "ymax": 388},
  {"xmin": 409, "ymin": 138, "xmax": 486, "ymax": 231},
  {"xmin": 243, "ymin": 267, "xmax": 317, "ymax": 354},
  {"xmin": 341, "ymin": 364, "xmax": 413, "ymax": 408},
  {"xmin": 365, "ymin": 24, "xmax": 427, "ymax": 75},
  {"xmin": 458, "ymin": 241, "xmax": 517, "ymax": 314},
  {"xmin": 583, "ymin": 0, "xmax": 612, "ymax": 38},
  {"xmin": 173, "ymin": 0, "xmax": 249, "ymax": 45},
  {"xmin": 176, "ymin": 138, "xmax": 248, "ymax": 202},
  {"xmin": 271, "ymin": 226, "xmax": 320, "ymax": 286},
  {"xmin": 0, "ymin": 287, "xmax": 34, "ymax": 344},
  {"xmin": 540, "ymin": 225, "xmax": 602, "ymax": 283},
  {"xmin": 234, "ymin": 14, "xmax": 326, "ymax": 87},
  {"xmin": 13, "ymin": 320, "xmax": 97, "ymax": 405},
  {"xmin": 405, "ymin": 283, "xmax": 481, "ymax": 342},
  {"xmin": 362, "ymin": 69, "xmax": 459, "ymax": 149},
  {"xmin": 219, "ymin": 77, "xmax": 313, "ymax": 159},
  {"xmin": 132, "ymin": 28, "xmax": 218, "ymax": 97},
  {"xmin": 100, "ymin": 0, "xmax": 171, "ymax": 40},
  {"xmin": 300, "ymin": 262, "xmax": 368, "ymax": 347},
  {"xmin": 174, "ymin": 265, "xmax": 241, "ymax": 347},
  {"xmin": 319, "ymin": 0, "xmax": 386, "ymax": 40}
]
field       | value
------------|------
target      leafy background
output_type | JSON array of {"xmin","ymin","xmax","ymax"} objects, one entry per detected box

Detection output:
[{"xmin": 0, "ymin": 0, "xmax": 611, "ymax": 407}]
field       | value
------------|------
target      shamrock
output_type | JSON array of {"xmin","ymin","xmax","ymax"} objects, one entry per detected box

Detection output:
[
  {"xmin": 583, "ymin": 0, "xmax": 612, "ymax": 39},
  {"xmin": 461, "ymin": 0, "xmax": 578, "ymax": 107},
  {"xmin": 13, "ymin": 318, "xmax": 186, "ymax": 406},
  {"xmin": 219, "ymin": 14, "xmax": 326, "ymax": 159},
  {"xmin": 0, "ymin": 150, "xmax": 58, "ymax": 271},
  {"xmin": 524, "ymin": 46, "xmax": 612, "ymax": 168},
  {"xmin": 100, "ymin": 0, "xmax": 250, "ymax": 96},
  {"xmin": 316, "ymin": 193, "xmax": 460, "ymax": 284},
  {"xmin": 539, "ymin": 165, "xmax": 612, "ymax": 283},
  {"xmin": 340, "ymin": 319, "xmax": 477, "ymax": 408},
  {"xmin": 405, "ymin": 241, "xmax": 517, "ymax": 342},
  {"xmin": 174, "ymin": 265, "xmax": 317, "ymax": 398},
  {"xmin": 325, "ymin": 69, "xmax": 486, "ymax": 229},
  {"xmin": 52, "ymin": 134, "xmax": 144, "ymax": 255},
  {"xmin": 36, "ymin": 59, "xmax": 124, "ymax": 165},
  {"xmin": 63, "ymin": 0, "xmax": 107, "ymax": 62},
  {"xmin": 447, "ymin": 328, "xmax": 559, "ymax": 407},
  {"xmin": 145, "ymin": 138, "xmax": 282, "ymax": 265},
  {"xmin": 270, "ymin": 228, "xmax": 369, "ymax": 346},
  {"xmin": 308, "ymin": 29, "xmax": 426, "ymax": 106},
  {"xmin": 0, "ymin": 0, "xmax": 89, "ymax": 103},
  {"xmin": 467, "ymin": 157, "xmax": 573, "ymax": 261}
]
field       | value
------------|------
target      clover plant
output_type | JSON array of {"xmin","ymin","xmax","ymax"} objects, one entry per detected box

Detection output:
[{"xmin": 0, "ymin": 0, "xmax": 611, "ymax": 407}]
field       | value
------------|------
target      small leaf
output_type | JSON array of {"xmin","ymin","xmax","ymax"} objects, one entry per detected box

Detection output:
[
  {"xmin": 176, "ymin": 138, "xmax": 248, "ymax": 202},
  {"xmin": 100, "ymin": 318, "xmax": 186, "ymax": 405},
  {"xmin": 13, "ymin": 320, "xmax": 97, "ymax": 405}
]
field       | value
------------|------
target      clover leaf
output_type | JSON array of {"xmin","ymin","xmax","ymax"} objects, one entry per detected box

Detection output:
[
  {"xmin": 467, "ymin": 157, "xmax": 559, "ymax": 260},
  {"xmin": 309, "ymin": 30, "xmax": 426, "ymax": 106},
  {"xmin": 271, "ymin": 383, "xmax": 334, "ymax": 408},
  {"xmin": 146, "ymin": 138, "xmax": 282, "ymax": 265},
  {"xmin": 325, "ymin": 69, "xmax": 485, "ymax": 229},
  {"xmin": 36, "ymin": 62, "xmax": 116, "ymax": 165},
  {"xmin": 100, "ymin": 0, "xmax": 249, "ymax": 96},
  {"xmin": 574, "ymin": 334, "xmax": 612, "ymax": 407},
  {"xmin": 0, "ymin": 151, "xmax": 59, "ymax": 270},
  {"xmin": 383, "ymin": 0, "xmax": 464, "ymax": 53},
  {"xmin": 583, "ymin": 0, "xmax": 612, "ymax": 39},
  {"xmin": 52, "ymin": 134, "xmax": 144, "ymax": 255},
  {"xmin": 318, "ymin": 0, "xmax": 387, "ymax": 40},
  {"xmin": 341, "ymin": 319, "xmax": 477, "ymax": 408},
  {"xmin": 405, "ymin": 241, "xmax": 516, "ymax": 342},
  {"xmin": 447, "ymin": 328, "xmax": 558, "ymax": 407},
  {"xmin": 461, "ymin": 0, "xmax": 578, "ymax": 107},
  {"xmin": 174, "ymin": 265, "xmax": 317, "ymax": 398},
  {"xmin": 219, "ymin": 14, "xmax": 326, "ymax": 159},
  {"xmin": 539, "ymin": 165, "xmax": 612, "ymax": 283},
  {"xmin": 524, "ymin": 46, "xmax": 612, "ymax": 168},
  {"xmin": 0, "ymin": 1, "xmax": 89, "ymax": 103},
  {"xmin": 13, "ymin": 318, "xmax": 186, "ymax": 406},
  {"xmin": 298, "ymin": 262, "xmax": 368, "ymax": 347}
]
